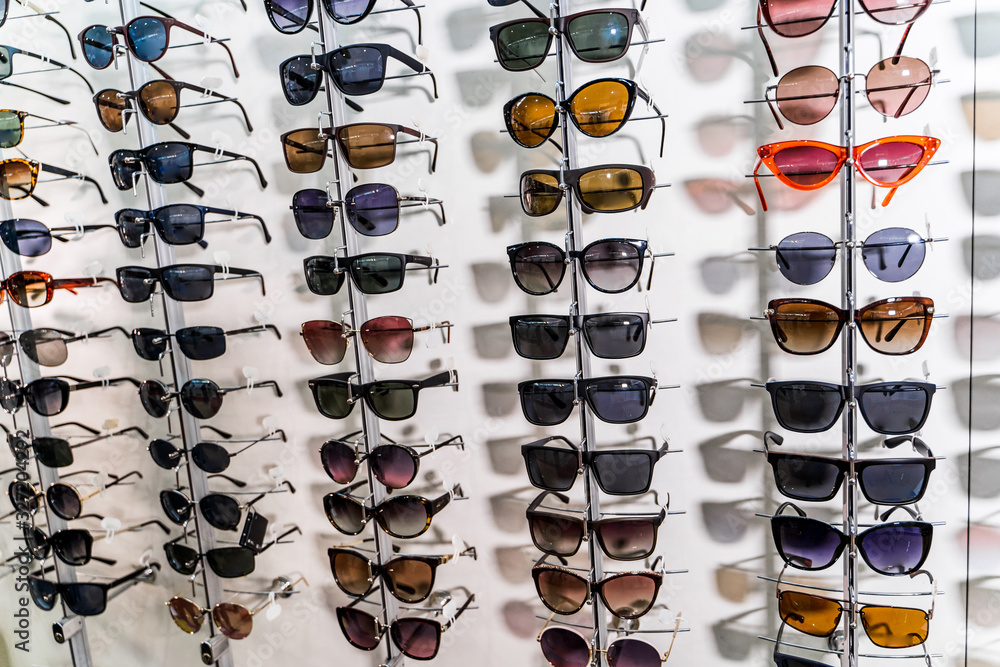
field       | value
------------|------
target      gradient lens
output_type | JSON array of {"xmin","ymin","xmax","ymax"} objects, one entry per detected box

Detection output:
[
  {"xmin": 384, "ymin": 558, "xmax": 434, "ymax": 603},
  {"xmin": 267, "ymin": 0, "xmax": 311, "ymax": 33},
  {"xmin": 768, "ymin": 300, "xmax": 842, "ymax": 354},
  {"xmin": 535, "ymin": 567, "xmax": 588, "ymax": 614},
  {"xmin": 378, "ymin": 497, "xmax": 430, "ymax": 537},
  {"xmin": 324, "ymin": 492, "xmax": 366, "ymax": 534},
  {"xmin": 47, "ymin": 483, "xmax": 81, "ymax": 519},
  {"xmin": 858, "ymin": 522, "xmax": 931, "ymax": 574},
  {"xmin": 0, "ymin": 159, "xmax": 34, "ymax": 200},
  {"xmin": 540, "ymin": 627, "xmax": 591, "ymax": 667},
  {"xmin": 338, "ymin": 607, "xmax": 380, "ymax": 649},
  {"xmin": 330, "ymin": 549, "xmax": 373, "ymax": 596},
  {"xmin": 599, "ymin": 572, "xmax": 658, "ymax": 618},
  {"xmin": 595, "ymin": 518, "xmax": 657, "ymax": 559},
  {"xmin": 510, "ymin": 243, "xmax": 565, "ymax": 295},
  {"xmin": 607, "ymin": 637, "xmax": 662, "ymax": 667},
  {"xmin": 857, "ymin": 141, "xmax": 924, "ymax": 185},
  {"xmin": 345, "ymin": 183, "xmax": 400, "ymax": 235},
  {"xmin": 361, "ymin": 316, "xmax": 413, "ymax": 363},
  {"xmin": 580, "ymin": 241, "xmax": 641, "ymax": 292},
  {"xmin": 529, "ymin": 513, "xmax": 584, "ymax": 557},
  {"xmin": 369, "ymin": 445, "xmax": 418, "ymax": 489},
  {"xmin": 764, "ymin": 0, "xmax": 834, "ymax": 36},
  {"xmin": 320, "ymin": 439, "xmax": 359, "ymax": 483},
  {"xmin": 776, "ymin": 66, "xmax": 838, "ymax": 125},
  {"xmin": 773, "ymin": 515, "xmax": 845, "ymax": 570},
  {"xmin": 773, "ymin": 145, "xmax": 841, "ymax": 187},
  {"xmin": 392, "ymin": 618, "xmax": 441, "ymax": 659},
  {"xmin": 857, "ymin": 298, "xmax": 932, "ymax": 355}
]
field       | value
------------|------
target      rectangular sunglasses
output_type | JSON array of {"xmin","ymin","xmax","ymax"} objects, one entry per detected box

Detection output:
[
  {"xmin": 510, "ymin": 311, "xmax": 672, "ymax": 360},
  {"xmin": 303, "ymin": 253, "xmax": 443, "ymax": 296},
  {"xmin": 115, "ymin": 204, "xmax": 271, "ymax": 248},
  {"xmin": 518, "ymin": 375, "xmax": 659, "ymax": 426},
  {"xmin": 28, "ymin": 563, "xmax": 158, "ymax": 616},
  {"xmin": 308, "ymin": 370, "xmax": 458, "ymax": 421},
  {"xmin": 0, "ymin": 218, "xmax": 115, "ymax": 257},
  {"xmin": 116, "ymin": 264, "xmax": 265, "ymax": 303},
  {"xmin": 291, "ymin": 184, "xmax": 446, "ymax": 239},
  {"xmin": 0, "ymin": 158, "xmax": 107, "ymax": 204},
  {"xmin": 281, "ymin": 123, "xmax": 438, "ymax": 173},
  {"xmin": 131, "ymin": 324, "xmax": 281, "ymax": 361},
  {"xmin": 519, "ymin": 164, "xmax": 658, "ymax": 216},
  {"xmin": 264, "ymin": 0, "xmax": 423, "ymax": 36},
  {"xmin": 109, "ymin": 142, "xmax": 267, "ymax": 191},
  {"xmin": 0, "ymin": 108, "xmax": 98, "ymax": 152}
]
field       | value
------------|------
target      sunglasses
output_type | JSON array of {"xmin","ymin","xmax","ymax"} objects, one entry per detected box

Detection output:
[
  {"xmin": 0, "ymin": 271, "xmax": 115, "ymax": 310},
  {"xmin": 167, "ymin": 577, "xmax": 307, "ymax": 639},
  {"xmin": 337, "ymin": 585, "xmax": 474, "ymax": 660},
  {"xmin": 520, "ymin": 164, "xmax": 658, "ymax": 216},
  {"xmin": 263, "ymin": 0, "xmax": 423, "ymax": 35},
  {"xmin": 138, "ymin": 377, "xmax": 282, "ymax": 420},
  {"xmin": 508, "ymin": 239, "xmax": 666, "ymax": 295},
  {"xmin": 109, "ymin": 142, "xmax": 267, "ymax": 191},
  {"xmin": 115, "ymin": 204, "xmax": 270, "ymax": 249},
  {"xmin": 533, "ymin": 554, "xmax": 662, "ymax": 619},
  {"xmin": 12, "ymin": 471, "xmax": 141, "ymax": 521},
  {"xmin": 309, "ymin": 370, "xmax": 457, "ymax": 421},
  {"xmin": 131, "ymin": 324, "xmax": 281, "ymax": 362},
  {"xmin": 279, "ymin": 43, "xmax": 437, "ymax": 105},
  {"xmin": 0, "ymin": 44, "xmax": 94, "ymax": 96},
  {"xmin": 0, "ymin": 158, "xmax": 107, "ymax": 204},
  {"xmin": 0, "ymin": 109, "xmax": 98, "ymax": 153},
  {"xmin": 22, "ymin": 519, "xmax": 167, "ymax": 566},
  {"xmin": 29, "ymin": 563, "xmax": 158, "ymax": 616},
  {"xmin": 300, "ymin": 317, "xmax": 451, "ymax": 365},
  {"xmin": 0, "ymin": 218, "xmax": 115, "ymax": 257},
  {"xmin": 7, "ymin": 468, "xmax": 102, "ymax": 515},
  {"xmin": 763, "ymin": 380, "xmax": 937, "ymax": 435},
  {"xmin": 522, "ymin": 436, "xmax": 674, "ymax": 495},
  {"xmin": 2, "ymin": 375, "xmax": 140, "ymax": 416},
  {"xmin": 323, "ymin": 480, "xmax": 462, "ymax": 538},
  {"xmin": 329, "ymin": 543, "xmax": 474, "ymax": 603},
  {"xmin": 752, "ymin": 136, "xmax": 940, "ymax": 211},
  {"xmin": 116, "ymin": 264, "xmax": 265, "ymax": 303},
  {"xmin": 754, "ymin": 228, "xmax": 944, "ymax": 285},
  {"xmin": 291, "ymin": 185, "xmax": 446, "ymax": 239},
  {"xmin": 490, "ymin": 9, "xmax": 649, "ymax": 72},
  {"xmin": 79, "ymin": 12, "xmax": 238, "ymax": 76},
  {"xmin": 518, "ymin": 375, "xmax": 658, "ymax": 426},
  {"xmin": 769, "ymin": 502, "xmax": 932, "ymax": 575},
  {"xmin": 527, "ymin": 491, "xmax": 666, "ymax": 561},
  {"xmin": 753, "ymin": 57, "xmax": 934, "ymax": 130},
  {"xmin": 2, "ymin": 424, "xmax": 146, "ymax": 468},
  {"xmin": 162, "ymin": 527, "xmax": 300, "ymax": 577},
  {"xmin": 303, "ymin": 253, "xmax": 442, "ymax": 297},
  {"xmin": 94, "ymin": 79, "xmax": 251, "ymax": 137},
  {"xmin": 149, "ymin": 431, "xmax": 286, "ymax": 474},
  {"xmin": 503, "ymin": 78, "xmax": 665, "ymax": 156},
  {"xmin": 764, "ymin": 296, "xmax": 935, "ymax": 356},
  {"xmin": 764, "ymin": 431, "xmax": 937, "ymax": 505},
  {"xmin": 160, "ymin": 482, "xmax": 293, "ymax": 531},
  {"xmin": 281, "ymin": 123, "xmax": 438, "ymax": 173},
  {"xmin": 538, "ymin": 619, "xmax": 679, "ymax": 667},
  {"xmin": 510, "ymin": 312, "xmax": 671, "ymax": 360},
  {"xmin": 321, "ymin": 432, "xmax": 464, "ymax": 489}
]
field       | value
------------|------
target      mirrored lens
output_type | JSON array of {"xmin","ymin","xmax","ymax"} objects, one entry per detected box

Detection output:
[{"xmin": 19, "ymin": 328, "xmax": 68, "ymax": 365}]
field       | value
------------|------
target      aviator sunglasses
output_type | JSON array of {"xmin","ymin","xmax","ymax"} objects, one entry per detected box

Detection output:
[
  {"xmin": 329, "ymin": 543, "xmax": 474, "ymax": 603},
  {"xmin": 167, "ymin": 576, "xmax": 307, "ymax": 640},
  {"xmin": 300, "ymin": 317, "xmax": 451, "ymax": 365}
]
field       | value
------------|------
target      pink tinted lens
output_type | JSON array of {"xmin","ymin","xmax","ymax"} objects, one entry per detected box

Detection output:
[
  {"xmin": 321, "ymin": 440, "xmax": 359, "ymax": 484},
  {"xmin": 338, "ymin": 608, "xmax": 380, "ymax": 649},
  {"xmin": 857, "ymin": 142, "xmax": 924, "ymax": 185},
  {"xmin": 391, "ymin": 618, "xmax": 439, "ymax": 659},
  {"xmin": 866, "ymin": 57, "xmax": 931, "ymax": 118},
  {"xmin": 773, "ymin": 145, "xmax": 841, "ymax": 186},
  {"xmin": 301, "ymin": 320, "xmax": 347, "ymax": 364},
  {"xmin": 368, "ymin": 445, "xmax": 417, "ymax": 489},
  {"xmin": 539, "ymin": 627, "xmax": 591, "ymax": 667},
  {"xmin": 764, "ymin": 0, "xmax": 836, "ymax": 36},
  {"xmin": 607, "ymin": 638, "xmax": 662, "ymax": 667},
  {"xmin": 776, "ymin": 66, "xmax": 839, "ymax": 125},
  {"xmin": 361, "ymin": 316, "xmax": 413, "ymax": 363},
  {"xmin": 860, "ymin": 0, "xmax": 930, "ymax": 24}
]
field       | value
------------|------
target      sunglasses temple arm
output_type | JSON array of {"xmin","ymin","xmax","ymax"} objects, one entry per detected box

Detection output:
[
  {"xmin": 893, "ymin": 24, "xmax": 912, "ymax": 63},
  {"xmin": 752, "ymin": 159, "xmax": 769, "ymax": 212},
  {"xmin": 756, "ymin": 7, "xmax": 779, "ymax": 77},
  {"xmin": 51, "ymin": 421, "xmax": 102, "ymax": 435},
  {"xmin": 37, "ymin": 163, "xmax": 108, "ymax": 204},
  {"xmin": 182, "ymin": 83, "xmax": 254, "ymax": 132},
  {"xmin": 174, "ymin": 19, "xmax": 240, "ymax": 78},
  {"xmin": 207, "ymin": 473, "xmax": 247, "ymax": 488},
  {"xmin": 99, "ymin": 470, "xmax": 143, "ymax": 493},
  {"xmin": 217, "ymin": 267, "xmax": 266, "ymax": 296},
  {"xmin": 443, "ymin": 593, "xmax": 476, "ymax": 631},
  {"xmin": 109, "ymin": 562, "xmax": 160, "ymax": 590},
  {"xmin": 62, "ymin": 325, "xmax": 130, "ymax": 343},
  {"xmin": 880, "ymin": 185, "xmax": 900, "ymax": 207},
  {"xmin": 399, "ymin": 196, "xmax": 447, "ymax": 226},
  {"xmin": 213, "ymin": 149, "xmax": 267, "ymax": 188},
  {"xmin": 763, "ymin": 86, "xmax": 785, "ymax": 130},
  {"xmin": 227, "ymin": 324, "xmax": 282, "ymax": 341},
  {"xmin": 230, "ymin": 435, "xmax": 269, "ymax": 457},
  {"xmin": 0, "ymin": 80, "xmax": 70, "ymax": 105}
]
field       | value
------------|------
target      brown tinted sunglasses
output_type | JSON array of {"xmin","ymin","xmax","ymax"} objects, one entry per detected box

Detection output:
[{"xmin": 280, "ymin": 123, "xmax": 438, "ymax": 174}]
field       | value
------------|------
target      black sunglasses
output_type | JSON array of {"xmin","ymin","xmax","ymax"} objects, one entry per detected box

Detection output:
[
  {"xmin": 130, "ymin": 324, "xmax": 281, "ymax": 361},
  {"xmin": 0, "ymin": 326, "xmax": 128, "ymax": 367},
  {"xmin": 160, "ymin": 481, "xmax": 294, "ymax": 531},
  {"xmin": 263, "ymin": 0, "xmax": 422, "ymax": 37},
  {"xmin": 763, "ymin": 431, "xmax": 938, "ymax": 505},
  {"xmin": 139, "ymin": 377, "xmax": 282, "ymax": 419},
  {"xmin": 763, "ymin": 380, "xmax": 937, "ymax": 435},
  {"xmin": 303, "ymin": 253, "xmax": 442, "ymax": 296},
  {"xmin": 0, "ymin": 218, "xmax": 114, "ymax": 257},
  {"xmin": 28, "ymin": 563, "xmax": 160, "ymax": 616},
  {"xmin": 0, "ymin": 375, "xmax": 140, "ymax": 416},
  {"xmin": 149, "ymin": 431, "xmax": 287, "ymax": 474},
  {"xmin": 509, "ymin": 312, "xmax": 672, "ymax": 360},
  {"xmin": 115, "ymin": 204, "xmax": 270, "ymax": 249},
  {"xmin": 17, "ymin": 470, "xmax": 143, "ymax": 521},
  {"xmin": 162, "ymin": 526, "xmax": 300, "ymax": 577},
  {"xmin": 308, "ymin": 370, "xmax": 457, "ymax": 421},
  {"xmin": 108, "ymin": 142, "xmax": 267, "ymax": 193},
  {"xmin": 522, "ymin": 435, "xmax": 675, "ymax": 495},
  {"xmin": 116, "ymin": 264, "xmax": 265, "ymax": 303},
  {"xmin": 519, "ymin": 164, "xmax": 658, "ymax": 216},
  {"xmin": 291, "ymin": 185, "xmax": 445, "ymax": 240},
  {"xmin": 507, "ymin": 239, "xmax": 667, "ymax": 295},
  {"xmin": 518, "ymin": 376, "xmax": 659, "ymax": 426},
  {"xmin": 323, "ymin": 480, "xmax": 463, "ymax": 538},
  {"xmin": 320, "ymin": 431, "xmax": 465, "ymax": 489},
  {"xmin": 23, "ymin": 519, "xmax": 168, "ymax": 566},
  {"xmin": 279, "ymin": 43, "xmax": 437, "ymax": 106},
  {"xmin": 2, "ymin": 423, "xmax": 147, "ymax": 468}
]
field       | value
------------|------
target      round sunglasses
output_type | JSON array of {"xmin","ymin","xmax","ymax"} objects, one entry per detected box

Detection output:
[
  {"xmin": 508, "ymin": 239, "xmax": 664, "ymax": 295},
  {"xmin": 320, "ymin": 432, "xmax": 464, "ymax": 489}
]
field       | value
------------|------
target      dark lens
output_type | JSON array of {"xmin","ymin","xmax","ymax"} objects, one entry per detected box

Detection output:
[
  {"xmin": 350, "ymin": 254, "xmax": 404, "ymax": 294},
  {"xmin": 47, "ymin": 483, "xmax": 81, "ymax": 520},
  {"xmin": 303, "ymin": 256, "xmax": 346, "ymax": 295},
  {"xmin": 858, "ymin": 523, "xmax": 930, "ymax": 574},
  {"xmin": 62, "ymin": 584, "xmax": 106, "ymax": 616},
  {"xmin": 160, "ymin": 489, "xmax": 192, "ymax": 525},
  {"xmin": 859, "ymin": 461, "xmax": 929, "ymax": 504},
  {"xmin": 139, "ymin": 380, "xmax": 171, "ymax": 418},
  {"xmin": 310, "ymin": 379, "xmax": 353, "ymax": 418},
  {"xmin": 126, "ymin": 17, "xmax": 167, "ymax": 61},
  {"xmin": 327, "ymin": 0, "xmax": 370, "ymax": 22},
  {"xmin": 131, "ymin": 327, "xmax": 169, "ymax": 361},
  {"xmin": 9, "ymin": 480, "xmax": 39, "ymax": 513},
  {"xmin": 776, "ymin": 232, "xmax": 837, "ymax": 285},
  {"xmin": 510, "ymin": 243, "xmax": 565, "ymax": 295},
  {"xmin": 175, "ymin": 326, "xmax": 226, "ymax": 360},
  {"xmin": 109, "ymin": 150, "xmax": 141, "ymax": 191},
  {"xmin": 367, "ymin": 381, "xmax": 418, "ymax": 420},
  {"xmin": 136, "ymin": 80, "xmax": 179, "ymax": 124},
  {"xmin": 338, "ymin": 607, "xmax": 381, "ymax": 650},
  {"xmin": 0, "ymin": 110, "xmax": 23, "ymax": 148},
  {"xmin": 535, "ymin": 567, "xmax": 588, "ymax": 614},
  {"xmin": 23, "ymin": 525, "xmax": 49, "ymax": 559},
  {"xmin": 595, "ymin": 518, "xmax": 657, "ymax": 560},
  {"xmin": 149, "ymin": 438, "xmax": 182, "ymax": 470},
  {"xmin": 589, "ymin": 451, "xmax": 653, "ymax": 494},
  {"xmin": 200, "ymin": 494, "xmax": 242, "ymax": 530},
  {"xmin": 529, "ymin": 512, "xmax": 584, "ymax": 556},
  {"xmin": 862, "ymin": 227, "xmax": 927, "ymax": 282},
  {"xmin": 32, "ymin": 437, "xmax": 73, "ymax": 468},
  {"xmin": 511, "ymin": 315, "xmax": 570, "ymax": 359},
  {"xmin": 213, "ymin": 602, "xmax": 254, "ymax": 640},
  {"xmin": 292, "ymin": 189, "xmax": 335, "ymax": 239},
  {"xmin": 524, "ymin": 445, "xmax": 578, "ymax": 491},
  {"xmin": 180, "ymin": 379, "xmax": 224, "ymax": 419},
  {"xmin": 117, "ymin": 266, "xmax": 155, "ymax": 303},
  {"xmin": 82, "ymin": 26, "xmax": 115, "ymax": 68},
  {"xmin": 28, "ymin": 576, "xmax": 57, "ymax": 611},
  {"xmin": 540, "ymin": 627, "xmax": 591, "ymax": 667},
  {"xmin": 0, "ymin": 376, "xmax": 21, "ymax": 412},
  {"xmin": 857, "ymin": 383, "xmax": 932, "ymax": 435},
  {"xmin": 267, "ymin": 0, "xmax": 311, "ymax": 33},
  {"xmin": 369, "ymin": 445, "xmax": 418, "ymax": 489},
  {"xmin": 191, "ymin": 442, "xmax": 231, "ymax": 474},
  {"xmin": 378, "ymin": 497, "xmax": 430, "ymax": 538},
  {"xmin": 24, "ymin": 378, "xmax": 69, "ymax": 416},
  {"xmin": 206, "ymin": 547, "xmax": 256, "ymax": 578},
  {"xmin": 585, "ymin": 377, "xmax": 650, "ymax": 424},
  {"xmin": 495, "ymin": 20, "xmax": 550, "ymax": 71},
  {"xmin": 0, "ymin": 218, "xmax": 51, "ymax": 256},
  {"xmin": 280, "ymin": 56, "xmax": 321, "ymax": 105},
  {"xmin": 565, "ymin": 12, "xmax": 630, "ymax": 62},
  {"xmin": 581, "ymin": 241, "xmax": 641, "ymax": 292},
  {"xmin": 321, "ymin": 440, "xmax": 359, "ymax": 483},
  {"xmin": 19, "ymin": 328, "xmax": 68, "ymax": 366},
  {"xmin": 0, "ymin": 332, "xmax": 12, "ymax": 367},
  {"xmin": 324, "ymin": 492, "xmax": 366, "ymax": 534},
  {"xmin": 583, "ymin": 314, "xmax": 645, "ymax": 358},
  {"xmin": 770, "ymin": 383, "xmax": 844, "ymax": 433},
  {"xmin": 330, "ymin": 549, "xmax": 373, "ymax": 596},
  {"xmin": 161, "ymin": 265, "xmax": 214, "ymax": 301},
  {"xmin": 345, "ymin": 183, "xmax": 400, "ymax": 236},
  {"xmin": 391, "ymin": 618, "xmax": 440, "ymax": 660},
  {"xmin": 770, "ymin": 455, "xmax": 843, "ymax": 501},
  {"xmin": 145, "ymin": 142, "xmax": 192, "ymax": 183},
  {"xmin": 329, "ymin": 45, "xmax": 385, "ymax": 95},
  {"xmin": 155, "ymin": 205, "xmax": 205, "ymax": 245},
  {"xmin": 607, "ymin": 638, "xmax": 662, "ymax": 667},
  {"xmin": 50, "ymin": 529, "xmax": 93, "ymax": 566},
  {"xmin": 773, "ymin": 516, "xmax": 844, "ymax": 570},
  {"xmin": 519, "ymin": 380, "xmax": 575, "ymax": 426}
]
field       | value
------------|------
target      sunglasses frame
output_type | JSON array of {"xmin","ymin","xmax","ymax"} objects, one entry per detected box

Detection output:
[
  {"xmin": 308, "ymin": 370, "xmax": 457, "ymax": 421},
  {"xmin": 507, "ymin": 238, "xmax": 664, "ymax": 296},
  {"xmin": 290, "ymin": 184, "xmax": 446, "ymax": 239},
  {"xmin": 322, "ymin": 481, "xmax": 462, "ymax": 538},
  {"xmin": 303, "ymin": 253, "xmax": 441, "ymax": 296},
  {"xmin": 162, "ymin": 527, "xmax": 300, "ymax": 577},
  {"xmin": 319, "ymin": 432, "xmax": 465, "ymax": 488},
  {"xmin": 532, "ymin": 557, "xmax": 663, "ymax": 619},
  {"xmin": 28, "ymin": 563, "xmax": 158, "ymax": 616},
  {"xmin": 510, "ymin": 311, "xmax": 669, "ymax": 360},
  {"xmin": 116, "ymin": 264, "xmax": 265, "ymax": 303},
  {"xmin": 0, "ymin": 271, "xmax": 115, "ymax": 309},
  {"xmin": 130, "ymin": 324, "xmax": 281, "ymax": 362},
  {"xmin": 519, "ymin": 164, "xmax": 657, "ymax": 216},
  {"xmin": 139, "ymin": 377, "xmax": 282, "ymax": 420},
  {"xmin": 44, "ymin": 470, "xmax": 142, "ymax": 520},
  {"xmin": 280, "ymin": 123, "xmax": 439, "ymax": 173},
  {"xmin": 328, "ymin": 544, "xmax": 473, "ymax": 603},
  {"xmin": 108, "ymin": 141, "xmax": 267, "ymax": 191},
  {"xmin": 0, "ymin": 158, "xmax": 108, "ymax": 204},
  {"xmin": 300, "ymin": 315, "xmax": 452, "ymax": 365},
  {"xmin": 518, "ymin": 375, "xmax": 659, "ymax": 426}
]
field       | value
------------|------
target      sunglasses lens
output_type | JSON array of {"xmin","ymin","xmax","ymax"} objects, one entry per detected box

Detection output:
[
  {"xmin": 511, "ymin": 315, "xmax": 570, "ymax": 360},
  {"xmin": 496, "ymin": 21, "xmax": 550, "ymax": 70},
  {"xmin": 303, "ymin": 256, "xmax": 346, "ymax": 295},
  {"xmin": 857, "ymin": 141, "xmax": 925, "ymax": 186},
  {"xmin": 109, "ymin": 150, "xmax": 140, "ymax": 191},
  {"xmin": 510, "ymin": 243, "xmax": 565, "ymax": 295},
  {"xmin": 19, "ymin": 328, "xmax": 67, "ymax": 366},
  {"xmin": 590, "ymin": 452, "xmax": 654, "ymax": 494},
  {"xmin": 149, "ymin": 438, "xmax": 181, "ymax": 469},
  {"xmin": 361, "ymin": 316, "xmax": 413, "ymax": 363},
  {"xmin": 168, "ymin": 596, "xmax": 205, "ymax": 633},
  {"xmin": 535, "ymin": 567, "xmax": 588, "ymax": 613},
  {"xmin": 578, "ymin": 168, "xmax": 646, "ymax": 213},
  {"xmin": 601, "ymin": 574, "xmax": 658, "ymax": 619},
  {"xmin": 860, "ymin": 606, "xmax": 928, "ymax": 648},
  {"xmin": 385, "ymin": 558, "xmax": 435, "ymax": 603},
  {"xmin": 859, "ymin": 523, "xmax": 930, "ymax": 574},
  {"xmin": 764, "ymin": 0, "xmax": 832, "ymax": 35},
  {"xmin": 28, "ymin": 576, "xmax": 58, "ymax": 611},
  {"xmin": 774, "ymin": 516, "xmax": 843, "ymax": 570},
  {"xmin": 154, "ymin": 205, "xmax": 205, "ymax": 245},
  {"xmin": 366, "ymin": 381, "xmax": 417, "ymax": 420},
  {"xmin": 768, "ymin": 300, "xmax": 841, "ymax": 354},
  {"xmin": 47, "ymin": 484, "xmax": 81, "ymax": 520},
  {"xmin": 350, "ymin": 255, "xmax": 404, "ymax": 294},
  {"xmin": 770, "ymin": 383, "xmax": 843, "ymax": 432},
  {"xmin": 301, "ymin": 320, "xmax": 347, "ymax": 365},
  {"xmin": 775, "ymin": 232, "xmax": 836, "ymax": 285},
  {"xmin": 520, "ymin": 172, "xmax": 562, "ymax": 216},
  {"xmin": 866, "ymin": 57, "xmax": 931, "ymax": 118},
  {"xmin": 181, "ymin": 379, "xmax": 224, "ymax": 419},
  {"xmin": 292, "ymin": 189, "xmax": 335, "ymax": 239},
  {"xmin": 392, "ymin": 618, "xmax": 440, "ymax": 659},
  {"xmin": 0, "ymin": 110, "xmax": 22, "ymax": 148},
  {"xmin": 324, "ymin": 493, "xmax": 367, "ymax": 534},
  {"xmin": 281, "ymin": 56, "xmax": 321, "ymax": 105},
  {"xmin": 6, "ymin": 271, "xmax": 49, "ymax": 308},
  {"xmin": 161, "ymin": 265, "xmax": 215, "ymax": 301},
  {"xmin": 140, "ymin": 380, "xmax": 171, "ymax": 418},
  {"xmin": 607, "ymin": 638, "xmax": 662, "ymax": 667},
  {"xmin": 320, "ymin": 440, "xmax": 359, "ymax": 483},
  {"xmin": 540, "ymin": 627, "xmax": 591, "ymax": 667},
  {"xmin": 9, "ymin": 480, "xmax": 38, "ymax": 513},
  {"xmin": 858, "ymin": 383, "xmax": 932, "ymax": 434},
  {"xmin": 191, "ymin": 442, "xmax": 231, "ymax": 474},
  {"xmin": 345, "ymin": 183, "xmax": 400, "ymax": 236},
  {"xmin": 0, "ymin": 160, "xmax": 32, "ymax": 200},
  {"xmin": 566, "ymin": 12, "xmax": 630, "ymax": 61},
  {"xmin": 0, "ymin": 218, "xmax": 51, "ymax": 257},
  {"xmin": 583, "ymin": 314, "xmax": 645, "ymax": 358},
  {"xmin": 524, "ymin": 445, "xmax": 578, "ymax": 490},
  {"xmin": 51, "ymin": 529, "xmax": 93, "ymax": 566},
  {"xmin": 23, "ymin": 525, "xmax": 49, "ymax": 559},
  {"xmin": 0, "ymin": 377, "xmax": 21, "ymax": 412},
  {"xmin": 520, "ymin": 380, "xmax": 575, "ymax": 426},
  {"xmin": 337, "ymin": 124, "xmax": 396, "ymax": 169},
  {"xmin": 267, "ymin": 0, "xmax": 311, "ymax": 33},
  {"xmin": 311, "ymin": 380, "xmax": 352, "ymax": 419},
  {"xmin": 126, "ymin": 17, "xmax": 167, "ymax": 61},
  {"xmin": 507, "ymin": 94, "xmax": 557, "ymax": 148},
  {"xmin": 284, "ymin": 129, "xmax": 328, "ymax": 173},
  {"xmin": 330, "ymin": 550, "xmax": 373, "ymax": 596},
  {"xmin": 770, "ymin": 455, "xmax": 842, "ymax": 501},
  {"xmin": 338, "ymin": 607, "xmax": 381, "ymax": 649},
  {"xmin": 529, "ymin": 513, "xmax": 584, "ymax": 556},
  {"xmin": 136, "ymin": 80, "xmax": 178, "ymax": 124},
  {"xmin": 82, "ymin": 26, "xmax": 115, "ymax": 67},
  {"xmin": 379, "ymin": 497, "xmax": 430, "ymax": 537},
  {"xmin": 858, "ymin": 298, "xmax": 931, "ymax": 354},
  {"xmin": 33, "ymin": 437, "xmax": 73, "ymax": 468},
  {"xmin": 774, "ymin": 145, "xmax": 841, "ymax": 186},
  {"xmin": 776, "ymin": 66, "xmax": 839, "ymax": 125},
  {"xmin": 117, "ymin": 266, "xmax": 154, "ymax": 302},
  {"xmin": 859, "ymin": 462, "xmax": 929, "ymax": 504},
  {"xmin": 595, "ymin": 518, "xmax": 657, "ymax": 560},
  {"xmin": 330, "ymin": 46, "xmax": 386, "ymax": 95},
  {"xmin": 160, "ymin": 490, "xmax": 192, "ymax": 525},
  {"xmin": 779, "ymin": 591, "xmax": 842, "ymax": 636},
  {"xmin": 582, "ymin": 241, "xmax": 641, "ymax": 292},
  {"xmin": 214, "ymin": 602, "xmax": 254, "ymax": 639},
  {"xmin": 145, "ymin": 142, "xmax": 193, "ymax": 183},
  {"xmin": 207, "ymin": 547, "xmax": 256, "ymax": 578},
  {"xmin": 585, "ymin": 377, "xmax": 650, "ymax": 423},
  {"xmin": 175, "ymin": 326, "xmax": 226, "ymax": 360},
  {"xmin": 863, "ymin": 227, "xmax": 927, "ymax": 281},
  {"xmin": 25, "ymin": 377, "xmax": 69, "ymax": 416},
  {"xmin": 860, "ymin": 0, "xmax": 930, "ymax": 24},
  {"xmin": 569, "ymin": 80, "xmax": 631, "ymax": 137},
  {"xmin": 60, "ymin": 583, "xmax": 105, "ymax": 616},
  {"xmin": 369, "ymin": 445, "xmax": 417, "ymax": 489}
]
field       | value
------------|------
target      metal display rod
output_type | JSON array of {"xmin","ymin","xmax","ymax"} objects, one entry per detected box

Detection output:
[
  {"xmin": 115, "ymin": 2, "xmax": 234, "ymax": 665},
  {"xmin": 313, "ymin": 12, "xmax": 402, "ymax": 667}
]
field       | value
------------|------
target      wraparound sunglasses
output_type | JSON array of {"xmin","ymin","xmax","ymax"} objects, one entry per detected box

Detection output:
[
  {"xmin": 308, "ymin": 370, "xmax": 458, "ymax": 421},
  {"xmin": 518, "ymin": 375, "xmax": 660, "ymax": 426},
  {"xmin": 116, "ymin": 264, "xmax": 265, "ymax": 303},
  {"xmin": 508, "ymin": 239, "xmax": 669, "ymax": 295},
  {"xmin": 320, "ymin": 431, "xmax": 465, "ymax": 489},
  {"xmin": 303, "ymin": 253, "xmax": 443, "ymax": 296},
  {"xmin": 263, "ymin": 0, "xmax": 422, "ymax": 38},
  {"xmin": 0, "ymin": 158, "xmax": 107, "ymax": 204},
  {"xmin": 115, "ymin": 204, "xmax": 271, "ymax": 248},
  {"xmin": 329, "ymin": 541, "xmax": 475, "ymax": 603},
  {"xmin": 109, "ymin": 142, "xmax": 267, "ymax": 193},
  {"xmin": 139, "ymin": 377, "xmax": 282, "ymax": 419},
  {"xmin": 510, "ymin": 311, "xmax": 671, "ymax": 360},
  {"xmin": 323, "ymin": 480, "xmax": 463, "ymax": 538},
  {"xmin": 519, "ymin": 164, "xmax": 658, "ymax": 216},
  {"xmin": 280, "ymin": 123, "xmax": 438, "ymax": 174}
]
